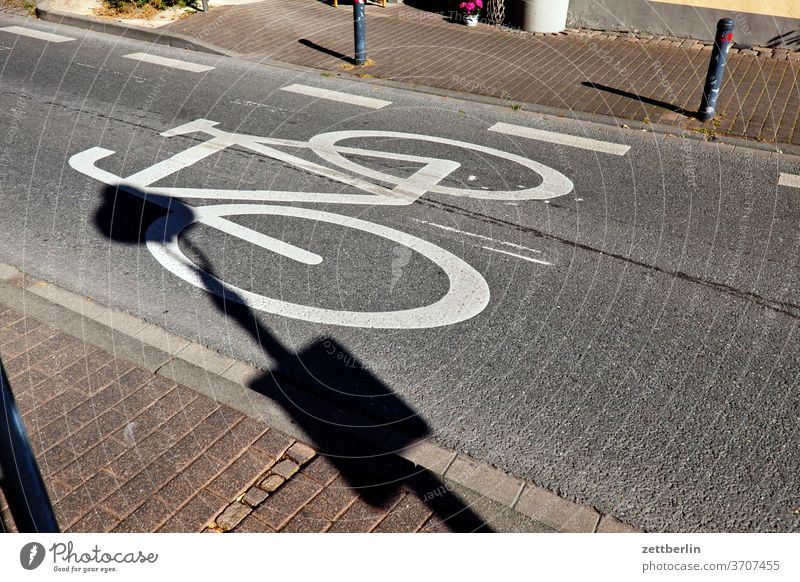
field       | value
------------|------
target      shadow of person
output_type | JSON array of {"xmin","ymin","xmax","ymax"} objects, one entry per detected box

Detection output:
[{"xmin": 94, "ymin": 182, "xmax": 493, "ymax": 532}]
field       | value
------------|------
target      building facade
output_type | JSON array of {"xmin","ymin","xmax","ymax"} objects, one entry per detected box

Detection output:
[{"xmin": 564, "ymin": 0, "xmax": 800, "ymax": 47}]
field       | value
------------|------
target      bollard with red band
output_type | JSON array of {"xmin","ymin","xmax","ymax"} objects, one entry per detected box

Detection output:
[
  {"xmin": 698, "ymin": 18, "xmax": 735, "ymax": 122},
  {"xmin": 353, "ymin": 0, "xmax": 367, "ymax": 66}
]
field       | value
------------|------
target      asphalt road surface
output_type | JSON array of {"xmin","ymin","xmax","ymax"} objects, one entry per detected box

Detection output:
[{"xmin": 0, "ymin": 15, "xmax": 798, "ymax": 532}]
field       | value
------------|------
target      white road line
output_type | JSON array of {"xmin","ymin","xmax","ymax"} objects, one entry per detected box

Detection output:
[
  {"xmin": 778, "ymin": 173, "xmax": 800, "ymax": 188},
  {"xmin": 482, "ymin": 246, "xmax": 551, "ymax": 266},
  {"xmin": 0, "ymin": 26, "xmax": 75, "ymax": 43},
  {"xmin": 488, "ymin": 122, "xmax": 631, "ymax": 156},
  {"xmin": 123, "ymin": 52, "xmax": 214, "ymax": 73},
  {"xmin": 145, "ymin": 205, "xmax": 490, "ymax": 329},
  {"xmin": 412, "ymin": 219, "xmax": 544, "ymax": 255},
  {"xmin": 230, "ymin": 98, "xmax": 288, "ymax": 113},
  {"xmin": 198, "ymin": 213, "xmax": 323, "ymax": 266},
  {"xmin": 280, "ymin": 84, "xmax": 392, "ymax": 109},
  {"xmin": 74, "ymin": 62, "xmax": 147, "ymax": 84}
]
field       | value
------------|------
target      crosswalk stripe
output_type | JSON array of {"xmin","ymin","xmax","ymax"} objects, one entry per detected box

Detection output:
[
  {"xmin": 280, "ymin": 84, "xmax": 392, "ymax": 109},
  {"xmin": 488, "ymin": 122, "xmax": 631, "ymax": 156},
  {"xmin": 0, "ymin": 26, "xmax": 75, "ymax": 43},
  {"xmin": 123, "ymin": 52, "xmax": 214, "ymax": 73}
]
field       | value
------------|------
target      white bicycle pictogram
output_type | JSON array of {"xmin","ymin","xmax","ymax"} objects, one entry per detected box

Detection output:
[{"xmin": 70, "ymin": 119, "xmax": 573, "ymax": 329}]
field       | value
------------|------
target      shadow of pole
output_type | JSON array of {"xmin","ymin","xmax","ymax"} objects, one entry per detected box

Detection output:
[
  {"xmin": 581, "ymin": 81, "xmax": 700, "ymax": 119},
  {"xmin": 94, "ymin": 182, "xmax": 493, "ymax": 532},
  {"xmin": 298, "ymin": 39, "xmax": 355, "ymax": 65},
  {"xmin": 765, "ymin": 31, "xmax": 800, "ymax": 49}
]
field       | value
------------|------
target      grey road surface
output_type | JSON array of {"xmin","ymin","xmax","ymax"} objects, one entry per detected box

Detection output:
[{"xmin": 0, "ymin": 15, "xmax": 798, "ymax": 532}]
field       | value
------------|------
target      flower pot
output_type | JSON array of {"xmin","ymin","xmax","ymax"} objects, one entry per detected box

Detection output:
[{"xmin": 465, "ymin": 14, "xmax": 479, "ymax": 26}]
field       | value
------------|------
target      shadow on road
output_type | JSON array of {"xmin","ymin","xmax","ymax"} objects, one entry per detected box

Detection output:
[{"xmin": 94, "ymin": 182, "xmax": 492, "ymax": 532}]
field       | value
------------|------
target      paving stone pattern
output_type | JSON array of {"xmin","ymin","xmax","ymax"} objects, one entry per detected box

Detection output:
[
  {"xmin": 0, "ymin": 306, "xmax": 450, "ymax": 533},
  {"xmin": 168, "ymin": 0, "xmax": 800, "ymax": 145}
]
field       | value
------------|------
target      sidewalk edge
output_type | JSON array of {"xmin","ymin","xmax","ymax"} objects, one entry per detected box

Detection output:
[
  {"xmin": 0, "ymin": 261, "xmax": 641, "ymax": 533},
  {"xmin": 29, "ymin": 4, "xmax": 800, "ymax": 157},
  {"xmin": 34, "ymin": 0, "xmax": 234, "ymax": 56},
  {"xmin": 340, "ymin": 72, "xmax": 800, "ymax": 158},
  {"xmin": 199, "ymin": 46, "xmax": 800, "ymax": 159}
]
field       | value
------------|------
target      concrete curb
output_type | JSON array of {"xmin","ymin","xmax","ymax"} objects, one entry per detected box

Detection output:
[
  {"xmin": 0, "ymin": 260, "xmax": 640, "ymax": 533},
  {"xmin": 34, "ymin": 0, "xmax": 233, "ymax": 56}
]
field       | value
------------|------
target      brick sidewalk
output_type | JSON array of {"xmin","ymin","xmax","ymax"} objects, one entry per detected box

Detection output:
[
  {"xmin": 167, "ymin": 0, "xmax": 800, "ymax": 146},
  {"xmin": 0, "ymin": 305, "xmax": 458, "ymax": 533}
]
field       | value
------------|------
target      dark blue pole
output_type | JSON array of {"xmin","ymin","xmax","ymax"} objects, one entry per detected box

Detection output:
[
  {"xmin": 0, "ymin": 359, "xmax": 59, "ymax": 532},
  {"xmin": 353, "ymin": 0, "xmax": 366, "ymax": 66},
  {"xmin": 698, "ymin": 18, "xmax": 735, "ymax": 122}
]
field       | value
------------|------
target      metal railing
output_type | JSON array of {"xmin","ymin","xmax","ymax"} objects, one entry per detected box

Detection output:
[{"xmin": 0, "ymin": 357, "xmax": 59, "ymax": 533}]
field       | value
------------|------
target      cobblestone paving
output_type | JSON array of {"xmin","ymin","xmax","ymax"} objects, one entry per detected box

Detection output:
[
  {"xmin": 0, "ymin": 306, "xmax": 450, "ymax": 533},
  {"xmin": 167, "ymin": 0, "xmax": 800, "ymax": 146}
]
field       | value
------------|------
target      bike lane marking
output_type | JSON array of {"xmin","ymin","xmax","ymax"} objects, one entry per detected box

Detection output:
[
  {"xmin": 122, "ymin": 52, "xmax": 215, "ymax": 73},
  {"xmin": 69, "ymin": 147, "xmax": 323, "ymax": 266},
  {"xmin": 280, "ymin": 84, "xmax": 392, "ymax": 109},
  {"xmin": 481, "ymin": 246, "xmax": 551, "ymax": 266},
  {"xmin": 146, "ymin": 204, "xmax": 491, "ymax": 329},
  {"xmin": 307, "ymin": 130, "xmax": 573, "ymax": 199},
  {"xmin": 778, "ymin": 173, "xmax": 800, "ymax": 188},
  {"xmin": 488, "ymin": 122, "xmax": 631, "ymax": 156},
  {"xmin": 68, "ymin": 119, "xmax": 575, "ymax": 328},
  {"xmin": 412, "ymin": 219, "xmax": 546, "ymax": 257},
  {"xmin": 0, "ymin": 26, "xmax": 75, "ymax": 43}
]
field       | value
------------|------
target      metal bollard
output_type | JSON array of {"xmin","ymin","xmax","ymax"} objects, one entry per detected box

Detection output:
[
  {"xmin": 698, "ymin": 18, "xmax": 735, "ymax": 122},
  {"xmin": 0, "ymin": 359, "xmax": 59, "ymax": 533},
  {"xmin": 353, "ymin": 0, "xmax": 367, "ymax": 66}
]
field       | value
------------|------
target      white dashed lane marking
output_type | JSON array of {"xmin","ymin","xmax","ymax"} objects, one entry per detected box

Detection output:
[
  {"xmin": 123, "ymin": 52, "xmax": 214, "ymax": 73},
  {"xmin": 778, "ymin": 173, "xmax": 800, "ymax": 188},
  {"xmin": 280, "ymin": 84, "xmax": 392, "ymax": 109},
  {"xmin": 0, "ymin": 26, "xmax": 75, "ymax": 43},
  {"xmin": 488, "ymin": 122, "xmax": 631, "ymax": 156},
  {"xmin": 482, "ymin": 246, "xmax": 552, "ymax": 266},
  {"xmin": 413, "ymin": 219, "xmax": 545, "ymax": 255}
]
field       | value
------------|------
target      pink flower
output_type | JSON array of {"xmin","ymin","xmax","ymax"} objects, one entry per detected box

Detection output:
[
  {"xmin": 459, "ymin": 2, "xmax": 467, "ymax": 7},
  {"xmin": 475, "ymin": 0, "xmax": 482, "ymax": 7},
  {"xmin": 466, "ymin": 2, "xmax": 475, "ymax": 12}
]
